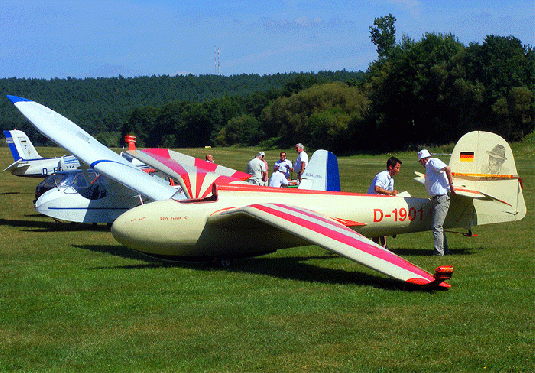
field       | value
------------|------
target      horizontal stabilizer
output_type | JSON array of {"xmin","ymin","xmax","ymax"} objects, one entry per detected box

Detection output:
[
  {"xmin": 3, "ymin": 160, "xmax": 23, "ymax": 172},
  {"xmin": 413, "ymin": 171, "xmax": 425, "ymax": 185}
]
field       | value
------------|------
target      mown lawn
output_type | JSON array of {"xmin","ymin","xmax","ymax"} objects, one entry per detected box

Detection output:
[{"xmin": 1, "ymin": 143, "xmax": 534, "ymax": 372}]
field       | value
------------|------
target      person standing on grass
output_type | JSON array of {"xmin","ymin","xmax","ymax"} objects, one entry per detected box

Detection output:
[
  {"xmin": 418, "ymin": 149, "xmax": 455, "ymax": 256},
  {"xmin": 294, "ymin": 143, "xmax": 308, "ymax": 183},
  {"xmin": 260, "ymin": 152, "xmax": 269, "ymax": 185},
  {"xmin": 246, "ymin": 152, "xmax": 267, "ymax": 186},
  {"xmin": 367, "ymin": 156, "xmax": 402, "ymax": 248}
]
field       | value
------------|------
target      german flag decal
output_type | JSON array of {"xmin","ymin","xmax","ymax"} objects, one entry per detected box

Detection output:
[{"xmin": 460, "ymin": 151, "xmax": 474, "ymax": 162}]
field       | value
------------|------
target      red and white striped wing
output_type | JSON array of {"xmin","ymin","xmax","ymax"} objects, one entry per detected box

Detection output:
[
  {"xmin": 213, "ymin": 203, "xmax": 448, "ymax": 287},
  {"xmin": 143, "ymin": 148, "xmax": 251, "ymax": 181},
  {"xmin": 132, "ymin": 149, "xmax": 246, "ymax": 199}
]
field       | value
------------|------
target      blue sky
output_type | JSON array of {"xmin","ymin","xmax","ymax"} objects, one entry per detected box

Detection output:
[{"xmin": 1, "ymin": 0, "xmax": 533, "ymax": 79}]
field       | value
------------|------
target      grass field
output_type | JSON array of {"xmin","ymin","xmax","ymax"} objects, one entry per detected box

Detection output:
[{"xmin": 1, "ymin": 143, "xmax": 534, "ymax": 372}]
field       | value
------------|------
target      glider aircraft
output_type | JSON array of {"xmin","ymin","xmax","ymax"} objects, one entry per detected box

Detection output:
[
  {"xmin": 3, "ymin": 130, "xmax": 178, "ymax": 224},
  {"xmin": 33, "ymin": 167, "xmax": 180, "ymax": 224},
  {"xmin": 3, "ymin": 129, "xmax": 80, "ymax": 177},
  {"xmin": 7, "ymin": 95, "xmax": 527, "ymax": 289}
]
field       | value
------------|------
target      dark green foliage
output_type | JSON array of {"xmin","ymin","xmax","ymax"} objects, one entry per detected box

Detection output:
[
  {"xmin": 366, "ymin": 31, "xmax": 534, "ymax": 151},
  {"xmin": 216, "ymin": 114, "xmax": 262, "ymax": 146},
  {"xmin": 370, "ymin": 14, "xmax": 397, "ymax": 59},
  {"xmin": 260, "ymin": 82, "xmax": 371, "ymax": 152},
  {"xmin": 0, "ymin": 29, "xmax": 533, "ymax": 153}
]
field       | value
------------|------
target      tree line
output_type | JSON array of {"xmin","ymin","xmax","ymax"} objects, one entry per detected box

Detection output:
[{"xmin": 1, "ymin": 15, "xmax": 533, "ymax": 154}]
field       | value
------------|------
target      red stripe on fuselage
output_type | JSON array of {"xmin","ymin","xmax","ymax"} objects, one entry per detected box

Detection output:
[{"xmin": 217, "ymin": 184, "xmax": 389, "ymax": 197}]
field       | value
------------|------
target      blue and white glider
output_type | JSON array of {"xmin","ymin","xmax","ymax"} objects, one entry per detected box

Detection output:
[{"xmin": 7, "ymin": 95, "xmax": 178, "ymax": 201}]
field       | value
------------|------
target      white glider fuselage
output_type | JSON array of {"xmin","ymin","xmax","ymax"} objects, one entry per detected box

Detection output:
[
  {"xmin": 112, "ymin": 185, "xmax": 440, "ymax": 258},
  {"xmin": 3, "ymin": 129, "xmax": 80, "ymax": 177},
  {"xmin": 35, "ymin": 179, "xmax": 147, "ymax": 224},
  {"xmin": 5, "ymin": 157, "xmax": 62, "ymax": 177}
]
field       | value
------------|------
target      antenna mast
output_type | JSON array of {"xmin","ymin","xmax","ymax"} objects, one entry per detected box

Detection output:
[{"xmin": 214, "ymin": 46, "xmax": 220, "ymax": 75}]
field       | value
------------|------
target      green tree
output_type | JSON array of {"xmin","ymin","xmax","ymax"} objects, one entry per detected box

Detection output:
[
  {"xmin": 122, "ymin": 106, "xmax": 160, "ymax": 147},
  {"xmin": 464, "ymin": 35, "xmax": 535, "ymax": 138},
  {"xmin": 369, "ymin": 14, "xmax": 397, "ymax": 59},
  {"xmin": 367, "ymin": 33, "xmax": 469, "ymax": 148},
  {"xmin": 215, "ymin": 114, "xmax": 262, "ymax": 146},
  {"xmin": 260, "ymin": 82, "xmax": 370, "ymax": 152}
]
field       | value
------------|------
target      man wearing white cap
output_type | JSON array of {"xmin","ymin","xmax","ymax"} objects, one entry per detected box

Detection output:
[
  {"xmin": 418, "ymin": 149, "xmax": 455, "ymax": 256},
  {"xmin": 246, "ymin": 152, "xmax": 267, "ymax": 185}
]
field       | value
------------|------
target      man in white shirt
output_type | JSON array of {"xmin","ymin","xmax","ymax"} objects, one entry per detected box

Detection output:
[
  {"xmin": 294, "ymin": 143, "xmax": 308, "ymax": 182},
  {"xmin": 273, "ymin": 152, "xmax": 293, "ymax": 179},
  {"xmin": 246, "ymin": 152, "xmax": 267, "ymax": 185},
  {"xmin": 418, "ymin": 149, "xmax": 455, "ymax": 256},
  {"xmin": 367, "ymin": 156, "xmax": 401, "ymax": 196},
  {"xmin": 269, "ymin": 168, "xmax": 289, "ymax": 188},
  {"xmin": 368, "ymin": 156, "xmax": 402, "ymax": 248}
]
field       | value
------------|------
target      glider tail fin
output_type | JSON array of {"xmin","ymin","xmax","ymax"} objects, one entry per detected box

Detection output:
[
  {"xmin": 448, "ymin": 131, "xmax": 526, "ymax": 227},
  {"xmin": 4, "ymin": 129, "xmax": 42, "ymax": 161},
  {"xmin": 298, "ymin": 149, "xmax": 340, "ymax": 191}
]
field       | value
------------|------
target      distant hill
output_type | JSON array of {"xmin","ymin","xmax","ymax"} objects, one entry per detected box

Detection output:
[{"xmin": 0, "ymin": 71, "xmax": 364, "ymax": 145}]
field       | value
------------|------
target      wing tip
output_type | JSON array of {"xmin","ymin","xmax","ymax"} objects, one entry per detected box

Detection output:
[
  {"xmin": 407, "ymin": 265, "xmax": 453, "ymax": 289},
  {"xmin": 7, "ymin": 95, "xmax": 32, "ymax": 104},
  {"xmin": 406, "ymin": 278, "xmax": 451, "ymax": 289}
]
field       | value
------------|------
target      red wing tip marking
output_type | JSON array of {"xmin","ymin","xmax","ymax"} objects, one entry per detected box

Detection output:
[
  {"xmin": 330, "ymin": 217, "xmax": 367, "ymax": 227},
  {"xmin": 406, "ymin": 278, "xmax": 451, "ymax": 289},
  {"xmin": 407, "ymin": 266, "xmax": 453, "ymax": 289}
]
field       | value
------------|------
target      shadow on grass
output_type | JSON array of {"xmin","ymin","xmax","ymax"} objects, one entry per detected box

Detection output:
[
  {"xmin": 78, "ymin": 243, "xmax": 446, "ymax": 292},
  {"xmin": 390, "ymin": 247, "xmax": 475, "ymax": 257},
  {"xmin": 0, "ymin": 218, "xmax": 111, "ymax": 232}
]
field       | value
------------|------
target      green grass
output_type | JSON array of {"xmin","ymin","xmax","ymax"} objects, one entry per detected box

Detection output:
[{"xmin": 1, "ymin": 144, "xmax": 534, "ymax": 372}]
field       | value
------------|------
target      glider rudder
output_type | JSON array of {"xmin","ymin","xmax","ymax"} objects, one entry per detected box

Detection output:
[{"xmin": 448, "ymin": 131, "xmax": 526, "ymax": 226}]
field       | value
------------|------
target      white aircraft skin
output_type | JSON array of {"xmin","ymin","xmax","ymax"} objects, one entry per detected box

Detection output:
[
  {"xmin": 112, "ymin": 186, "xmax": 434, "ymax": 257},
  {"xmin": 3, "ymin": 129, "xmax": 80, "ymax": 177},
  {"xmin": 8, "ymin": 95, "xmax": 526, "ymax": 288},
  {"xmin": 32, "ymin": 145, "xmax": 181, "ymax": 224},
  {"xmin": 33, "ymin": 169, "xmax": 166, "ymax": 224}
]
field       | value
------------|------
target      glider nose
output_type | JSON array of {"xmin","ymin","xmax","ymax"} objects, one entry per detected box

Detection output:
[
  {"xmin": 111, "ymin": 204, "xmax": 153, "ymax": 251},
  {"xmin": 111, "ymin": 199, "xmax": 191, "ymax": 256}
]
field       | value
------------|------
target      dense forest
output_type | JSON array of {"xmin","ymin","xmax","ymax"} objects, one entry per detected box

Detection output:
[{"xmin": 1, "ymin": 15, "xmax": 533, "ymax": 154}]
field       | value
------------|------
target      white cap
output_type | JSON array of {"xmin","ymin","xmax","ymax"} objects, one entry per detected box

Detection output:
[
  {"xmin": 417, "ymin": 149, "xmax": 431, "ymax": 160},
  {"xmin": 256, "ymin": 151, "xmax": 265, "ymax": 157}
]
